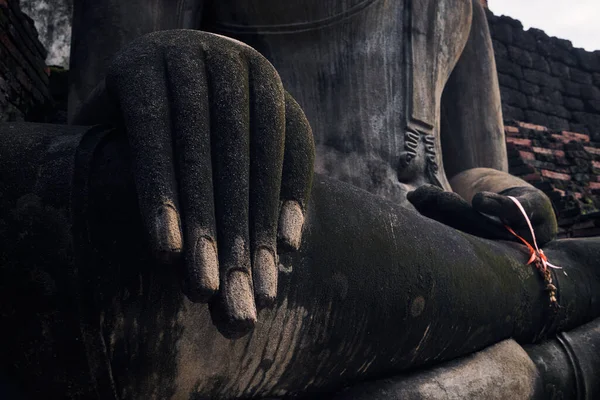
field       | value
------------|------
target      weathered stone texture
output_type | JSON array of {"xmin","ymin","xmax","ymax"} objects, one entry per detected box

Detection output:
[
  {"xmin": 505, "ymin": 121, "xmax": 600, "ymax": 238},
  {"xmin": 0, "ymin": 0, "xmax": 50, "ymax": 122},
  {"xmin": 488, "ymin": 10, "xmax": 600, "ymax": 141}
]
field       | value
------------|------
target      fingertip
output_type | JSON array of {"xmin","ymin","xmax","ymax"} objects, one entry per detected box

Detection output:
[
  {"xmin": 253, "ymin": 247, "xmax": 278, "ymax": 310},
  {"xmin": 472, "ymin": 192, "xmax": 503, "ymax": 215},
  {"xmin": 211, "ymin": 270, "xmax": 257, "ymax": 339},
  {"xmin": 183, "ymin": 282, "xmax": 218, "ymax": 303},
  {"xmin": 406, "ymin": 185, "xmax": 441, "ymax": 208},
  {"xmin": 278, "ymin": 200, "xmax": 304, "ymax": 251},
  {"xmin": 153, "ymin": 204, "xmax": 183, "ymax": 257},
  {"xmin": 184, "ymin": 236, "xmax": 220, "ymax": 303}
]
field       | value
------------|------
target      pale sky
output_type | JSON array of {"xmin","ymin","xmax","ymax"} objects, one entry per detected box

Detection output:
[{"xmin": 489, "ymin": 0, "xmax": 600, "ymax": 51}]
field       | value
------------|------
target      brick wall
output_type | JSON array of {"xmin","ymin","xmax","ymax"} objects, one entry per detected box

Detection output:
[
  {"xmin": 0, "ymin": 0, "xmax": 51, "ymax": 122},
  {"xmin": 505, "ymin": 121, "xmax": 600, "ymax": 238},
  {"xmin": 487, "ymin": 10, "xmax": 600, "ymax": 141}
]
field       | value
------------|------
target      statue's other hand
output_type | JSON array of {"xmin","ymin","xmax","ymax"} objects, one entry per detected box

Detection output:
[
  {"xmin": 472, "ymin": 187, "xmax": 558, "ymax": 246},
  {"xmin": 407, "ymin": 185, "xmax": 557, "ymax": 246},
  {"xmin": 75, "ymin": 30, "xmax": 315, "ymax": 338}
]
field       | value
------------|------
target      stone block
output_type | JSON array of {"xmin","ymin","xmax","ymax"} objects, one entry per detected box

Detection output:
[
  {"xmin": 580, "ymin": 85, "xmax": 600, "ymax": 100},
  {"xmin": 523, "ymin": 68, "xmax": 562, "ymax": 90},
  {"xmin": 539, "ymin": 86, "xmax": 562, "ymax": 99},
  {"xmin": 497, "ymin": 73, "xmax": 519, "ymax": 90},
  {"xmin": 575, "ymin": 47, "xmax": 600, "ymax": 72},
  {"xmin": 501, "ymin": 104, "xmax": 525, "ymax": 121},
  {"xmin": 517, "ymin": 121, "xmax": 548, "ymax": 131},
  {"xmin": 549, "ymin": 61, "xmax": 570, "ymax": 79},
  {"xmin": 519, "ymin": 150, "xmax": 536, "ymax": 161},
  {"xmin": 520, "ymin": 81, "xmax": 540, "ymax": 95},
  {"xmin": 541, "ymin": 169, "xmax": 571, "ymax": 180},
  {"xmin": 585, "ymin": 100, "xmax": 600, "ymax": 113},
  {"xmin": 528, "ymin": 28, "xmax": 550, "ymax": 43},
  {"xmin": 500, "ymin": 87, "xmax": 527, "ymax": 108},
  {"xmin": 493, "ymin": 23, "xmax": 513, "ymax": 44},
  {"xmin": 528, "ymin": 97, "xmax": 570, "ymax": 119},
  {"xmin": 506, "ymin": 137, "xmax": 533, "ymax": 147},
  {"xmin": 547, "ymin": 116, "xmax": 571, "ymax": 131},
  {"xmin": 513, "ymin": 29, "xmax": 537, "ymax": 52},
  {"xmin": 533, "ymin": 147, "xmax": 565, "ymax": 157},
  {"xmin": 570, "ymin": 68, "xmax": 593, "ymax": 85},
  {"xmin": 584, "ymin": 146, "xmax": 600, "ymax": 156},
  {"xmin": 496, "ymin": 58, "xmax": 523, "ymax": 78},
  {"xmin": 524, "ymin": 110, "xmax": 550, "ymax": 127},
  {"xmin": 492, "ymin": 40, "xmax": 508, "ymax": 59},
  {"xmin": 564, "ymin": 96, "xmax": 585, "ymax": 111},
  {"xmin": 561, "ymin": 131, "xmax": 591, "ymax": 142},
  {"xmin": 561, "ymin": 81, "xmax": 581, "ymax": 97},
  {"xmin": 508, "ymin": 46, "xmax": 533, "ymax": 68},
  {"xmin": 531, "ymin": 53, "xmax": 551, "ymax": 74}
]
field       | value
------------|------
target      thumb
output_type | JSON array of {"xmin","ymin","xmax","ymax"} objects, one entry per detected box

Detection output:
[{"xmin": 472, "ymin": 191, "xmax": 524, "ymax": 225}]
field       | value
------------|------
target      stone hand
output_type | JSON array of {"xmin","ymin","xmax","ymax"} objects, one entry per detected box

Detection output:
[
  {"xmin": 407, "ymin": 185, "xmax": 558, "ymax": 246},
  {"xmin": 75, "ymin": 30, "xmax": 315, "ymax": 337},
  {"xmin": 472, "ymin": 187, "xmax": 558, "ymax": 246}
]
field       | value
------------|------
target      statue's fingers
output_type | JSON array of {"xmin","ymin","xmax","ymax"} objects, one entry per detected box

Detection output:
[
  {"xmin": 206, "ymin": 48, "xmax": 256, "ymax": 336},
  {"xmin": 247, "ymin": 54, "xmax": 286, "ymax": 308},
  {"xmin": 408, "ymin": 186, "xmax": 513, "ymax": 241},
  {"xmin": 406, "ymin": 184, "xmax": 445, "ymax": 210},
  {"xmin": 472, "ymin": 191, "xmax": 523, "ymax": 224},
  {"xmin": 278, "ymin": 92, "xmax": 315, "ymax": 251},
  {"xmin": 164, "ymin": 46, "xmax": 219, "ymax": 302},
  {"xmin": 107, "ymin": 46, "xmax": 183, "ymax": 261}
]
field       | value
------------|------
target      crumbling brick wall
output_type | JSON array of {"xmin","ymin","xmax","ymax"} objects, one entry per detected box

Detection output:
[
  {"xmin": 487, "ymin": 10, "xmax": 600, "ymax": 141},
  {"xmin": 0, "ymin": 0, "xmax": 51, "ymax": 122},
  {"xmin": 505, "ymin": 121, "xmax": 600, "ymax": 237}
]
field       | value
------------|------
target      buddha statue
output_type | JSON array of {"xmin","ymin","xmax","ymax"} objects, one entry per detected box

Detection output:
[{"xmin": 1, "ymin": 0, "xmax": 599, "ymax": 398}]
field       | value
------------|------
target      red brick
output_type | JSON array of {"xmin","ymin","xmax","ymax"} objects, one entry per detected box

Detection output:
[
  {"xmin": 590, "ymin": 182, "xmax": 600, "ymax": 189},
  {"xmin": 518, "ymin": 121, "xmax": 548, "ymax": 131},
  {"xmin": 505, "ymin": 126, "xmax": 520, "ymax": 136},
  {"xmin": 533, "ymin": 147, "xmax": 565, "ymax": 158},
  {"xmin": 573, "ymin": 192, "xmax": 583, "ymax": 200},
  {"xmin": 593, "ymin": 160, "xmax": 600, "ymax": 169},
  {"xmin": 584, "ymin": 146, "xmax": 600, "ymax": 155},
  {"xmin": 541, "ymin": 170, "xmax": 571, "ymax": 180},
  {"xmin": 531, "ymin": 146, "xmax": 565, "ymax": 158},
  {"xmin": 506, "ymin": 137, "xmax": 532, "ymax": 147},
  {"xmin": 551, "ymin": 134, "xmax": 574, "ymax": 144},
  {"xmin": 561, "ymin": 131, "xmax": 590, "ymax": 142},
  {"xmin": 553, "ymin": 188, "xmax": 566, "ymax": 197},
  {"xmin": 519, "ymin": 151, "xmax": 535, "ymax": 160},
  {"xmin": 532, "ymin": 147, "xmax": 551, "ymax": 155}
]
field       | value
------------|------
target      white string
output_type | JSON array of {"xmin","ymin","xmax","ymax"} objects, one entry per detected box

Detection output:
[{"xmin": 507, "ymin": 196, "xmax": 562, "ymax": 270}]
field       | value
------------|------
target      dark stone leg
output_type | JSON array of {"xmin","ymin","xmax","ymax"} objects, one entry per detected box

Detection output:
[{"xmin": 1, "ymin": 123, "xmax": 600, "ymax": 399}]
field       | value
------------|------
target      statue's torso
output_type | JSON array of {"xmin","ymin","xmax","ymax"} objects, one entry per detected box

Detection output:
[{"xmin": 206, "ymin": 0, "xmax": 473, "ymax": 202}]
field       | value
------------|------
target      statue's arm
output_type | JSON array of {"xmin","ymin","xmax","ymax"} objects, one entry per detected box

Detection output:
[
  {"xmin": 69, "ymin": 0, "xmax": 206, "ymax": 119},
  {"xmin": 425, "ymin": 0, "xmax": 557, "ymax": 244},
  {"xmin": 439, "ymin": 0, "xmax": 506, "ymax": 179}
]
